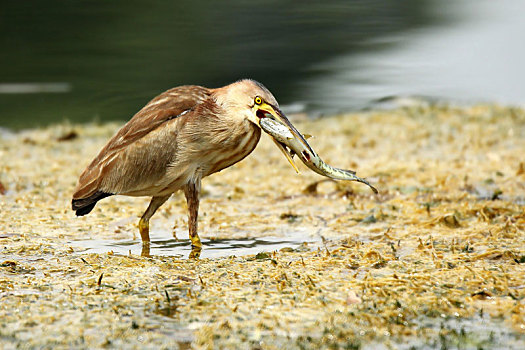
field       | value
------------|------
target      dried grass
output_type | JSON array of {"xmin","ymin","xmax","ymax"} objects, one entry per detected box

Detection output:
[{"xmin": 0, "ymin": 104, "xmax": 524, "ymax": 348}]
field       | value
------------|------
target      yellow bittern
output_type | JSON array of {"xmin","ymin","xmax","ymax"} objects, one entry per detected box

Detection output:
[
  {"xmin": 72, "ymin": 80, "xmax": 305, "ymax": 257},
  {"xmin": 72, "ymin": 79, "xmax": 376, "ymax": 258}
]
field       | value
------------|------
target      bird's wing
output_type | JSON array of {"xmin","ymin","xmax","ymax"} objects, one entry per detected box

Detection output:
[{"xmin": 73, "ymin": 85, "xmax": 211, "ymax": 199}]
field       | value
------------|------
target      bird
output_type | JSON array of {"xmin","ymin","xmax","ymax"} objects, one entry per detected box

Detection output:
[{"xmin": 72, "ymin": 79, "xmax": 311, "ymax": 258}]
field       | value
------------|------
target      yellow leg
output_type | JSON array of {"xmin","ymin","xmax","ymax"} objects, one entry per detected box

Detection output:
[
  {"xmin": 189, "ymin": 234, "xmax": 202, "ymax": 259},
  {"xmin": 138, "ymin": 218, "xmax": 151, "ymax": 257},
  {"xmin": 138, "ymin": 195, "xmax": 171, "ymax": 257},
  {"xmin": 140, "ymin": 241, "xmax": 151, "ymax": 257},
  {"xmin": 190, "ymin": 234, "xmax": 202, "ymax": 249},
  {"xmin": 138, "ymin": 217, "xmax": 150, "ymax": 242},
  {"xmin": 184, "ymin": 179, "xmax": 202, "ymax": 259},
  {"xmin": 188, "ymin": 241, "xmax": 202, "ymax": 259}
]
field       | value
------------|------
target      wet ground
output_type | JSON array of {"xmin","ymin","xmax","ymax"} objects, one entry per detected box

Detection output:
[
  {"xmin": 1, "ymin": 104, "xmax": 524, "ymax": 348},
  {"xmin": 71, "ymin": 232, "xmax": 320, "ymax": 259}
]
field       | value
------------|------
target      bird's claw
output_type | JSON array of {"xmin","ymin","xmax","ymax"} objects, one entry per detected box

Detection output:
[
  {"xmin": 140, "ymin": 241, "xmax": 151, "ymax": 257},
  {"xmin": 189, "ymin": 245, "xmax": 202, "ymax": 259},
  {"xmin": 188, "ymin": 234, "xmax": 202, "ymax": 259}
]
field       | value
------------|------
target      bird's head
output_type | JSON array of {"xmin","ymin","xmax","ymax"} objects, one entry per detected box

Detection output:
[{"xmin": 214, "ymin": 79, "xmax": 311, "ymax": 172}]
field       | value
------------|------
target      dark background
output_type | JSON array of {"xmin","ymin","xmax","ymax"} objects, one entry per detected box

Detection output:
[{"xmin": 1, "ymin": 0, "xmax": 523, "ymax": 129}]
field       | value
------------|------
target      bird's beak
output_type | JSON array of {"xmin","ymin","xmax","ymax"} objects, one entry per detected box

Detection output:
[{"xmin": 253, "ymin": 103, "xmax": 313, "ymax": 173}]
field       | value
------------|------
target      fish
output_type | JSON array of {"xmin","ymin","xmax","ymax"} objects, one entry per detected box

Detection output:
[{"xmin": 260, "ymin": 117, "xmax": 378, "ymax": 194}]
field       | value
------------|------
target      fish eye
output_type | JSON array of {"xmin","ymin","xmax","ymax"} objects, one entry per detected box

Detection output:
[{"xmin": 254, "ymin": 96, "xmax": 262, "ymax": 105}]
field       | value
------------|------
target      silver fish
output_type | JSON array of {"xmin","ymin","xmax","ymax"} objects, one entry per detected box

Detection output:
[{"xmin": 260, "ymin": 117, "xmax": 378, "ymax": 193}]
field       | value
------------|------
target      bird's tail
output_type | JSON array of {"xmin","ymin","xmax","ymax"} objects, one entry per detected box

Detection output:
[{"xmin": 72, "ymin": 191, "xmax": 113, "ymax": 216}]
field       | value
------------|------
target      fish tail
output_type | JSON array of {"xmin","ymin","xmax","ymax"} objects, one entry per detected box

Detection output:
[
  {"xmin": 320, "ymin": 161, "xmax": 378, "ymax": 194},
  {"xmin": 354, "ymin": 176, "xmax": 379, "ymax": 194}
]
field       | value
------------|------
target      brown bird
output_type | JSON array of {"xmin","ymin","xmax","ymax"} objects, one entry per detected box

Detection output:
[{"xmin": 72, "ymin": 79, "xmax": 313, "ymax": 257}]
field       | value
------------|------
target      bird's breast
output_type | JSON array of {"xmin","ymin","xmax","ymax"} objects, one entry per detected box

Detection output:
[
  {"xmin": 158, "ymin": 118, "xmax": 260, "ymax": 196},
  {"xmin": 203, "ymin": 120, "xmax": 261, "ymax": 176}
]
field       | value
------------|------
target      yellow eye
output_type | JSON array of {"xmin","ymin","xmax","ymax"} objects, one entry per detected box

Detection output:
[{"xmin": 254, "ymin": 96, "xmax": 262, "ymax": 105}]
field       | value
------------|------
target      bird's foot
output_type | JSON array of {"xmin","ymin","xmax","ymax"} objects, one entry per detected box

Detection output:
[
  {"xmin": 189, "ymin": 234, "xmax": 202, "ymax": 259},
  {"xmin": 138, "ymin": 218, "xmax": 151, "ymax": 257},
  {"xmin": 138, "ymin": 218, "xmax": 150, "ymax": 242},
  {"xmin": 188, "ymin": 245, "xmax": 202, "ymax": 259},
  {"xmin": 190, "ymin": 234, "xmax": 202, "ymax": 249},
  {"xmin": 141, "ymin": 241, "xmax": 151, "ymax": 257}
]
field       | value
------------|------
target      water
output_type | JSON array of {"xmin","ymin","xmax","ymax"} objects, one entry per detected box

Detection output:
[
  {"xmin": 70, "ymin": 231, "xmax": 320, "ymax": 259},
  {"xmin": 1, "ymin": 0, "xmax": 524, "ymax": 129},
  {"xmin": 304, "ymin": 0, "xmax": 525, "ymax": 113}
]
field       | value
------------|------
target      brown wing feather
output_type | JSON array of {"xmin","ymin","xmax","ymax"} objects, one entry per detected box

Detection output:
[{"xmin": 73, "ymin": 85, "xmax": 211, "ymax": 199}]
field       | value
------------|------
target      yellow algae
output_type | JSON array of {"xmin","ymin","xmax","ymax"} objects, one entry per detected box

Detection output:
[{"xmin": 0, "ymin": 104, "xmax": 524, "ymax": 348}]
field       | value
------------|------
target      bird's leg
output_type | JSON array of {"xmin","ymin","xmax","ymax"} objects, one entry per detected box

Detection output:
[
  {"xmin": 138, "ymin": 194, "xmax": 171, "ymax": 256},
  {"xmin": 183, "ymin": 178, "xmax": 202, "ymax": 258}
]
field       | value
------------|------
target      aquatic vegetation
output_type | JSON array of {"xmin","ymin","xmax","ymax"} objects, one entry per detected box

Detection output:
[{"xmin": 0, "ymin": 104, "xmax": 524, "ymax": 348}]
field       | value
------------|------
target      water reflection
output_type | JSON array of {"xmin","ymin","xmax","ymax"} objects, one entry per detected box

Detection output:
[{"xmin": 71, "ymin": 232, "xmax": 320, "ymax": 259}]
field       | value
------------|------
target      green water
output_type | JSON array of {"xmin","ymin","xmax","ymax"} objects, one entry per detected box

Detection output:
[
  {"xmin": 0, "ymin": 0, "xmax": 439, "ymax": 129},
  {"xmin": 1, "ymin": 0, "xmax": 524, "ymax": 129}
]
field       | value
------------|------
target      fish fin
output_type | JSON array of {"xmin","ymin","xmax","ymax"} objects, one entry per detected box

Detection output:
[{"xmin": 272, "ymin": 139, "xmax": 300, "ymax": 174}]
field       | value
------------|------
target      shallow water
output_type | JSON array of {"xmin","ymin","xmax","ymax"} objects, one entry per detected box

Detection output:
[{"xmin": 70, "ymin": 231, "xmax": 321, "ymax": 259}]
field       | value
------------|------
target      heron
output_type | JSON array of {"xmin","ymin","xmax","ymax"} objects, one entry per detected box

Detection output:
[{"xmin": 72, "ymin": 79, "xmax": 375, "ymax": 257}]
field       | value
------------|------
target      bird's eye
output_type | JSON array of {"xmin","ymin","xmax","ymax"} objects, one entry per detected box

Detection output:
[{"xmin": 254, "ymin": 96, "xmax": 262, "ymax": 105}]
